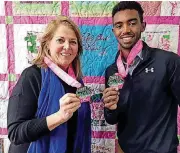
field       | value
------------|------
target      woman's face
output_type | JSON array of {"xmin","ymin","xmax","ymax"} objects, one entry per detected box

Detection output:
[{"xmin": 48, "ymin": 24, "xmax": 78, "ymax": 70}]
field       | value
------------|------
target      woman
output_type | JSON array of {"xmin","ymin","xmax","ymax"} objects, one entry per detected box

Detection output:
[{"xmin": 7, "ymin": 16, "xmax": 91, "ymax": 153}]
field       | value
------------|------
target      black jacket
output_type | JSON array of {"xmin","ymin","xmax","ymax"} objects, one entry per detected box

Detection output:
[
  {"xmin": 7, "ymin": 65, "xmax": 78, "ymax": 153},
  {"xmin": 104, "ymin": 42, "xmax": 180, "ymax": 153}
]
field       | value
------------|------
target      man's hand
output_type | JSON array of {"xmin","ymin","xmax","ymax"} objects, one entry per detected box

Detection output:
[{"xmin": 102, "ymin": 87, "xmax": 119, "ymax": 110}]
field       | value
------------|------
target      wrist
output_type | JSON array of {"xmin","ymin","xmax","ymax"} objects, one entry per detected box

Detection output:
[
  {"xmin": 54, "ymin": 112, "xmax": 65, "ymax": 124},
  {"xmin": 108, "ymin": 104, "xmax": 117, "ymax": 110},
  {"xmin": 46, "ymin": 112, "xmax": 64, "ymax": 131}
]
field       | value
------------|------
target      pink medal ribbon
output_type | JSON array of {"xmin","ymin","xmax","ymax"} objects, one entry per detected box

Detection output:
[
  {"xmin": 44, "ymin": 57, "xmax": 91, "ymax": 103},
  {"xmin": 108, "ymin": 40, "xmax": 143, "ymax": 89},
  {"xmin": 116, "ymin": 40, "xmax": 143, "ymax": 78}
]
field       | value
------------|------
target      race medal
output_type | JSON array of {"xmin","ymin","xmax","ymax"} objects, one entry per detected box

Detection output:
[
  {"xmin": 44, "ymin": 57, "xmax": 92, "ymax": 103},
  {"xmin": 76, "ymin": 86, "xmax": 92, "ymax": 103},
  {"xmin": 107, "ymin": 74, "xmax": 124, "ymax": 89}
]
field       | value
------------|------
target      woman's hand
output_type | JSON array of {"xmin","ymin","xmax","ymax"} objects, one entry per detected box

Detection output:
[
  {"xmin": 46, "ymin": 93, "xmax": 81, "ymax": 131},
  {"xmin": 57, "ymin": 93, "xmax": 81, "ymax": 123}
]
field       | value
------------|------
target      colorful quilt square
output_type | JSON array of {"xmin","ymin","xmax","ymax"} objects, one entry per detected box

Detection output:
[
  {"xmin": 12, "ymin": 1, "xmax": 60, "ymax": 16},
  {"xmin": 69, "ymin": 1, "xmax": 117, "ymax": 17},
  {"xmin": 161, "ymin": 1, "xmax": 180, "ymax": 16},
  {"xmin": 139, "ymin": 1, "xmax": 162, "ymax": 16},
  {"xmin": 14, "ymin": 24, "xmax": 46, "ymax": 74},
  {"xmin": 0, "ymin": 1, "xmax": 5, "ymax": 16},
  {"xmin": 0, "ymin": 99, "xmax": 8, "ymax": 129},
  {"xmin": 0, "ymin": 25, "xmax": 7, "ymax": 73},
  {"xmin": 0, "ymin": 82, "xmax": 8, "ymax": 106},
  {"xmin": 80, "ymin": 25, "xmax": 118, "ymax": 76},
  {"xmin": 142, "ymin": 24, "xmax": 179, "ymax": 54},
  {"xmin": 92, "ymin": 138, "xmax": 115, "ymax": 153}
]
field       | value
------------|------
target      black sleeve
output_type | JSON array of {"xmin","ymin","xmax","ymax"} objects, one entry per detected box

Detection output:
[
  {"xmin": 104, "ymin": 64, "xmax": 127, "ymax": 135},
  {"xmin": 167, "ymin": 53, "xmax": 180, "ymax": 105},
  {"xmin": 7, "ymin": 65, "xmax": 50, "ymax": 145}
]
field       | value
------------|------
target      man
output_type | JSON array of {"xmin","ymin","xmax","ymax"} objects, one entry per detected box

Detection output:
[{"xmin": 103, "ymin": 1, "xmax": 180, "ymax": 153}]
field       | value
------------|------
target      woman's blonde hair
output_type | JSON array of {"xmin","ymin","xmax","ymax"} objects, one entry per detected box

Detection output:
[{"xmin": 33, "ymin": 15, "xmax": 83, "ymax": 80}]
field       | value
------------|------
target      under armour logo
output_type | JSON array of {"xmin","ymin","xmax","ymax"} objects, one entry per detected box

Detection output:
[{"xmin": 145, "ymin": 67, "xmax": 154, "ymax": 73}]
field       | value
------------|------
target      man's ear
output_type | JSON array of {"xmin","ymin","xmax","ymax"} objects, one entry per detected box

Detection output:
[
  {"xmin": 141, "ymin": 22, "xmax": 146, "ymax": 32},
  {"xmin": 112, "ymin": 27, "xmax": 114, "ymax": 33}
]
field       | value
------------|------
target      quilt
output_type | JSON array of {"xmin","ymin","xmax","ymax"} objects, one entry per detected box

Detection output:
[{"xmin": 0, "ymin": 1, "xmax": 180, "ymax": 153}]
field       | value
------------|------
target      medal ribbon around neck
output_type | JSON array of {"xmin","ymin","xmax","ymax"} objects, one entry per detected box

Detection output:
[
  {"xmin": 44, "ymin": 57, "xmax": 91, "ymax": 103},
  {"xmin": 44, "ymin": 57, "xmax": 82, "ymax": 88},
  {"xmin": 116, "ymin": 40, "xmax": 143, "ymax": 78},
  {"xmin": 107, "ymin": 40, "xmax": 143, "ymax": 89}
]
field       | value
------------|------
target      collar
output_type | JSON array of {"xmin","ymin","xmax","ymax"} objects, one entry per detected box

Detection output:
[
  {"xmin": 115, "ymin": 41, "xmax": 151, "ymax": 63},
  {"xmin": 137, "ymin": 49, "xmax": 143, "ymax": 60},
  {"xmin": 121, "ymin": 48, "xmax": 143, "ymax": 65}
]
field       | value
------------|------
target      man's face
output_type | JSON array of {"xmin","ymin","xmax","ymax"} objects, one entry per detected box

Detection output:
[{"xmin": 112, "ymin": 9, "xmax": 145, "ymax": 51}]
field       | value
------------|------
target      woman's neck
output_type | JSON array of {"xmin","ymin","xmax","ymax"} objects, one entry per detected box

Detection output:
[{"xmin": 59, "ymin": 65, "xmax": 69, "ymax": 72}]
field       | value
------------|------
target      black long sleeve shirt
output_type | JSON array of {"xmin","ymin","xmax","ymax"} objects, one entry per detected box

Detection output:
[
  {"xmin": 7, "ymin": 65, "xmax": 77, "ymax": 153},
  {"xmin": 104, "ymin": 43, "xmax": 180, "ymax": 153}
]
